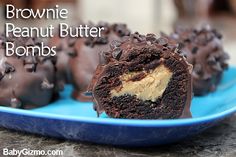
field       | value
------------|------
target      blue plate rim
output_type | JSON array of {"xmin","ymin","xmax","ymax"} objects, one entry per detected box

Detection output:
[{"xmin": 0, "ymin": 104, "xmax": 235, "ymax": 127}]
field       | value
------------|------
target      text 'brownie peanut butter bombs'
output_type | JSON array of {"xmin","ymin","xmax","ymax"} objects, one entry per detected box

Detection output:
[
  {"xmin": 0, "ymin": 35, "xmax": 58, "ymax": 109},
  {"xmin": 69, "ymin": 22, "xmax": 130, "ymax": 101},
  {"xmin": 89, "ymin": 33, "xmax": 193, "ymax": 119},
  {"xmin": 163, "ymin": 26, "xmax": 229, "ymax": 95}
]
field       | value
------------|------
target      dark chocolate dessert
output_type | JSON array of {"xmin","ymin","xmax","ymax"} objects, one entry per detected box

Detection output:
[
  {"xmin": 0, "ymin": 35, "xmax": 58, "ymax": 109},
  {"xmin": 89, "ymin": 33, "xmax": 193, "ymax": 119},
  {"xmin": 69, "ymin": 22, "xmax": 130, "ymax": 101},
  {"xmin": 163, "ymin": 26, "xmax": 229, "ymax": 95},
  {"xmin": 49, "ymin": 35, "xmax": 77, "ymax": 89}
]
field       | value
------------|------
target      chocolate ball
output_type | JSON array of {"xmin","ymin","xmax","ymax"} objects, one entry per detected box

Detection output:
[
  {"xmin": 69, "ymin": 22, "xmax": 130, "ymax": 101},
  {"xmin": 0, "ymin": 35, "xmax": 58, "ymax": 109},
  {"xmin": 163, "ymin": 26, "xmax": 229, "ymax": 95},
  {"xmin": 48, "ymin": 35, "xmax": 77, "ymax": 89}
]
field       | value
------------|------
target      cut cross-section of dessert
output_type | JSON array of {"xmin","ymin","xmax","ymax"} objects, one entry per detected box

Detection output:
[{"xmin": 89, "ymin": 33, "xmax": 193, "ymax": 119}]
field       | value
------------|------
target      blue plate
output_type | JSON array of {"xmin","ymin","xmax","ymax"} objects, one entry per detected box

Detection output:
[{"xmin": 0, "ymin": 67, "xmax": 236, "ymax": 147}]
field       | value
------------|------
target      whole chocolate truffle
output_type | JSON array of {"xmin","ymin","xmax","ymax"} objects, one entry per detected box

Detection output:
[
  {"xmin": 0, "ymin": 35, "xmax": 58, "ymax": 109},
  {"xmin": 49, "ymin": 35, "xmax": 77, "ymax": 89},
  {"xmin": 69, "ymin": 22, "xmax": 130, "ymax": 101},
  {"xmin": 89, "ymin": 33, "xmax": 192, "ymax": 119},
  {"xmin": 164, "ymin": 26, "xmax": 229, "ymax": 95}
]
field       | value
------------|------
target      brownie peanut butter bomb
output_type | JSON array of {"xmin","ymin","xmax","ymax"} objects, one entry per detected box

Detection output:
[
  {"xmin": 89, "ymin": 33, "xmax": 193, "ymax": 119},
  {"xmin": 69, "ymin": 22, "xmax": 130, "ymax": 101},
  {"xmin": 164, "ymin": 26, "xmax": 229, "ymax": 95},
  {"xmin": 49, "ymin": 35, "xmax": 77, "ymax": 88},
  {"xmin": 0, "ymin": 35, "xmax": 58, "ymax": 109}
]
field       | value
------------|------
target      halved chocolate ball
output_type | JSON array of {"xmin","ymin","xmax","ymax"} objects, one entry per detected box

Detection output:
[
  {"xmin": 0, "ymin": 35, "xmax": 58, "ymax": 109},
  {"xmin": 69, "ymin": 22, "xmax": 130, "ymax": 101},
  {"xmin": 163, "ymin": 26, "xmax": 229, "ymax": 95},
  {"xmin": 89, "ymin": 33, "xmax": 193, "ymax": 119}
]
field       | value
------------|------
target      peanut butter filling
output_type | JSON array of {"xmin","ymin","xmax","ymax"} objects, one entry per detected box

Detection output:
[{"xmin": 110, "ymin": 64, "xmax": 173, "ymax": 101}]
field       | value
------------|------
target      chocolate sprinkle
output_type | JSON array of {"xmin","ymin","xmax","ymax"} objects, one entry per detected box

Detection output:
[
  {"xmin": 5, "ymin": 62, "xmax": 15, "ymax": 73},
  {"xmin": 41, "ymin": 78, "xmax": 54, "ymax": 90},
  {"xmin": 112, "ymin": 48, "xmax": 122, "ymax": 60}
]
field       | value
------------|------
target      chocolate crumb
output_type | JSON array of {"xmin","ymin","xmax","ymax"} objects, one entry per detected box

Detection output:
[{"xmin": 41, "ymin": 78, "xmax": 54, "ymax": 90}]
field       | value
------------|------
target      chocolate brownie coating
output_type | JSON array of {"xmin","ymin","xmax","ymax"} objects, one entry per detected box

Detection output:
[
  {"xmin": 49, "ymin": 35, "xmax": 77, "ymax": 89},
  {"xmin": 163, "ymin": 26, "xmax": 229, "ymax": 95},
  {"xmin": 69, "ymin": 22, "xmax": 130, "ymax": 101},
  {"xmin": 0, "ymin": 35, "xmax": 58, "ymax": 109},
  {"xmin": 90, "ymin": 33, "xmax": 193, "ymax": 119}
]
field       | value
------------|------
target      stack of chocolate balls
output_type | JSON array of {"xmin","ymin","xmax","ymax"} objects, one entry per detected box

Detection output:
[{"xmin": 0, "ymin": 22, "xmax": 229, "ymax": 120}]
